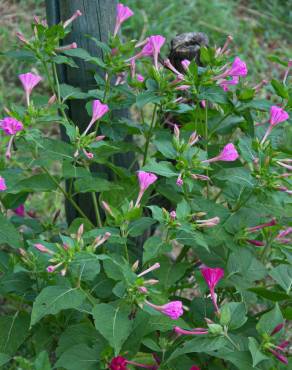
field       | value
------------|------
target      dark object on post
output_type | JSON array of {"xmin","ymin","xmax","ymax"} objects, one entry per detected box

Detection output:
[{"xmin": 169, "ymin": 32, "xmax": 209, "ymax": 73}]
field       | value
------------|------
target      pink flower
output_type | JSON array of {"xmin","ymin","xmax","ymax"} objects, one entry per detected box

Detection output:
[
  {"xmin": 135, "ymin": 171, "xmax": 157, "ymax": 207},
  {"xmin": 181, "ymin": 59, "xmax": 191, "ymax": 71},
  {"xmin": 188, "ymin": 132, "xmax": 199, "ymax": 146},
  {"xmin": 176, "ymin": 175, "xmax": 184, "ymax": 187},
  {"xmin": 268, "ymin": 349, "xmax": 288, "ymax": 365},
  {"xmin": 0, "ymin": 117, "xmax": 23, "ymax": 135},
  {"xmin": 145, "ymin": 300, "xmax": 184, "ymax": 320},
  {"xmin": 270, "ymin": 106, "xmax": 289, "ymax": 127},
  {"xmin": 170, "ymin": 210, "xmax": 176, "ymax": 220},
  {"xmin": 132, "ymin": 35, "xmax": 166, "ymax": 70},
  {"xmin": 174, "ymin": 326, "xmax": 208, "ymax": 335},
  {"xmin": 271, "ymin": 323, "xmax": 284, "ymax": 336},
  {"xmin": 247, "ymin": 219, "xmax": 276, "ymax": 232},
  {"xmin": 34, "ymin": 243, "xmax": 54, "ymax": 254},
  {"xmin": 136, "ymin": 74, "xmax": 145, "ymax": 82},
  {"xmin": 261, "ymin": 106, "xmax": 289, "ymax": 144},
  {"xmin": 63, "ymin": 10, "xmax": 82, "ymax": 28},
  {"xmin": 109, "ymin": 356, "xmax": 128, "ymax": 370},
  {"xmin": 46, "ymin": 262, "xmax": 63, "ymax": 273},
  {"xmin": 114, "ymin": 3, "xmax": 134, "ymax": 36},
  {"xmin": 83, "ymin": 99, "xmax": 109, "ymax": 135},
  {"xmin": 203, "ymin": 143, "xmax": 239, "ymax": 163},
  {"xmin": 13, "ymin": 204, "xmax": 25, "ymax": 217},
  {"xmin": 200, "ymin": 266, "xmax": 224, "ymax": 313},
  {"xmin": 19, "ymin": 72, "xmax": 42, "ymax": 106},
  {"xmin": 0, "ymin": 176, "xmax": 7, "ymax": 191},
  {"xmin": 226, "ymin": 57, "xmax": 248, "ymax": 77},
  {"xmin": 247, "ymin": 239, "xmax": 265, "ymax": 247},
  {"xmin": 220, "ymin": 76, "xmax": 239, "ymax": 91},
  {"xmin": 196, "ymin": 217, "xmax": 220, "ymax": 228},
  {"xmin": 277, "ymin": 227, "xmax": 292, "ymax": 239},
  {"xmin": 190, "ymin": 366, "xmax": 201, "ymax": 370},
  {"xmin": 83, "ymin": 149, "xmax": 94, "ymax": 159}
]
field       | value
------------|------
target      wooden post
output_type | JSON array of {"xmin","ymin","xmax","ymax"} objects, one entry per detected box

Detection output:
[{"xmin": 45, "ymin": 0, "xmax": 119, "ymax": 224}]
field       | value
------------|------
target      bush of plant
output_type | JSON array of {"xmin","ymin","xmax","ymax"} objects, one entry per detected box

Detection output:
[{"xmin": 0, "ymin": 4, "xmax": 291, "ymax": 369}]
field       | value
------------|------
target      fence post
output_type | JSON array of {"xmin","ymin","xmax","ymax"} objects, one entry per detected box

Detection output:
[{"xmin": 45, "ymin": 0, "xmax": 120, "ymax": 224}]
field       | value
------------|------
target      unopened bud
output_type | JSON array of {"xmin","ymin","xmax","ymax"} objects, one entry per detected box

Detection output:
[
  {"xmin": 188, "ymin": 131, "xmax": 199, "ymax": 146},
  {"xmin": 19, "ymin": 248, "xmax": 27, "ymax": 257},
  {"xmin": 16, "ymin": 32, "xmax": 29, "ymax": 45},
  {"xmin": 102, "ymin": 201, "xmax": 114, "ymax": 217},
  {"xmin": 138, "ymin": 286, "xmax": 148, "ymax": 294},
  {"xmin": 96, "ymin": 135, "xmax": 105, "ymax": 141},
  {"xmin": 56, "ymin": 42, "xmax": 78, "ymax": 51},
  {"xmin": 77, "ymin": 224, "xmax": 84, "ymax": 241},
  {"xmin": 144, "ymin": 279, "xmax": 159, "ymax": 285},
  {"xmin": 63, "ymin": 10, "xmax": 82, "ymax": 28},
  {"xmin": 132, "ymin": 260, "xmax": 139, "ymax": 271},
  {"xmin": 48, "ymin": 94, "xmax": 57, "ymax": 105},
  {"xmin": 174, "ymin": 124, "xmax": 180, "ymax": 139}
]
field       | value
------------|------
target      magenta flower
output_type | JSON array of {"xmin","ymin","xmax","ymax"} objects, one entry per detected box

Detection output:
[
  {"xmin": 181, "ymin": 59, "xmax": 191, "ymax": 71},
  {"xmin": 269, "ymin": 349, "xmax": 288, "ymax": 365},
  {"xmin": 220, "ymin": 76, "xmax": 239, "ymax": 91},
  {"xmin": 190, "ymin": 366, "xmax": 201, "ymax": 370},
  {"xmin": 145, "ymin": 300, "xmax": 184, "ymax": 320},
  {"xmin": 261, "ymin": 106, "xmax": 289, "ymax": 144},
  {"xmin": 109, "ymin": 356, "xmax": 157, "ymax": 370},
  {"xmin": 267, "ymin": 323, "xmax": 289, "ymax": 365},
  {"xmin": 18, "ymin": 72, "xmax": 42, "ymax": 106},
  {"xmin": 271, "ymin": 323, "xmax": 284, "ymax": 336},
  {"xmin": 247, "ymin": 218, "xmax": 276, "ymax": 233},
  {"xmin": 114, "ymin": 3, "xmax": 134, "ymax": 36},
  {"xmin": 277, "ymin": 227, "xmax": 292, "ymax": 240},
  {"xmin": 13, "ymin": 204, "xmax": 25, "ymax": 217},
  {"xmin": 47, "ymin": 262, "xmax": 63, "ymax": 273},
  {"xmin": 200, "ymin": 266, "xmax": 224, "ymax": 313},
  {"xmin": 0, "ymin": 176, "xmax": 7, "ymax": 191},
  {"xmin": 135, "ymin": 171, "xmax": 157, "ymax": 207},
  {"xmin": 247, "ymin": 239, "xmax": 265, "ymax": 247},
  {"xmin": 176, "ymin": 175, "xmax": 184, "ymax": 187},
  {"xmin": 0, "ymin": 117, "xmax": 23, "ymax": 135},
  {"xmin": 203, "ymin": 143, "xmax": 239, "ymax": 164},
  {"xmin": 132, "ymin": 35, "xmax": 166, "ymax": 70},
  {"xmin": 174, "ymin": 326, "xmax": 208, "ymax": 335},
  {"xmin": 226, "ymin": 57, "xmax": 248, "ymax": 77},
  {"xmin": 136, "ymin": 74, "xmax": 145, "ymax": 82},
  {"xmin": 83, "ymin": 99, "xmax": 109, "ymax": 135},
  {"xmin": 109, "ymin": 356, "xmax": 128, "ymax": 370}
]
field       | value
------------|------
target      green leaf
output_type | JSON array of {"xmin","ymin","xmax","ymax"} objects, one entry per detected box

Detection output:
[
  {"xmin": 0, "ymin": 313, "xmax": 30, "ymax": 355},
  {"xmin": 128, "ymin": 217, "xmax": 156, "ymax": 237},
  {"xmin": 74, "ymin": 176, "xmax": 121, "ymax": 193},
  {"xmin": 142, "ymin": 160, "xmax": 178, "ymax": 177},
  {"xmin": 136, "ymin": 91, "xmax": 162, "ymax": 108},
  {"xmin": 271, "ymin": 79, "xmax": 289, "ymax": 99},
  {"xmin": 167, "ymin": 337, "xmax": 228, "ymax": 361},
  {"xmin": 60, "ymin": 83, "xmax": 89, "ymax": 100},
  {"xmin": 53, "ymin": 55, "xmax": 78, "ymax": 68},
  {"xmin": 248, "ymin": 337, "xmax": 269, "ymax": 367},
  {"xmin": 256, "ymin": 304, "xmax": 283, "ymax": 335},
  {"xmin": 31, "ymin": 286, "xmax": 86, "ymax": 326},
  {"xmin": 237, "ymin": 88, "xmax": 255, "ymax": 101},
  {"xmin": 34, "ymin": 351, "xmax": 51, "ymax": 370},
  {"xmin": 248, "ymin": 287, "xmax": 290, "ymax": 301},
  {"xmin": 0, "ymin": 213, "xmax": 20, "ymax": 248},
  {"xmin": 220, "ymin": 302, "xmax": 247, "ymax": 330},
  {"xmin": 198, "ymin": 86, "xmax": 228, "ymax": 104},
  {"xmin": 70, "ymin": 252, "xmax": 101, "ymax": 282},
  {"xmin": 143, "ymin": 236, "xmax": 169, "ymax": 264},
  {"xmin": 153, "ymin": 257, "xmax": 189, "ymax": 289},
  {"xmin": 0, "ymin": 353, "xmax": 10, "ymax": 366},
  {"xmin": 176, "ymin": 199, "xmax": 191, "ymax": 219},
  {"xmin": 55, "ymin": 344, "xmax": 100, "ymax": 370},
  {"xmin": 269, "ymin": 265, "xmax": 292, "ymax": 294},
  {"xmin": 92, "ymin": 303, "xmax": 133, "ymax": 355},
  {"xmin": 153, "ymin": 133, "xmax": 177, "ymax": 159},
  {"xmin": 11, "ymin": 174, "xmax": 59, "ymax": 193}
]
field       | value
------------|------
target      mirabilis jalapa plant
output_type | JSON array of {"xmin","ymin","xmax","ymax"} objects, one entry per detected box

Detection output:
[{"xmin": 0, "ymin": 3, "xmax": 291, "ymax": 369}]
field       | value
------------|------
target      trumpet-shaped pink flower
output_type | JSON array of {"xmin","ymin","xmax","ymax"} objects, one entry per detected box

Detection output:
[
  {"xmin": 0, "ymin": 176, "xmax": 7, "ymax": 191},
  {"xmin": 247, "ymin": 239, "xmax": 265, "ymax": 247},
  {"xmin": 203, "ymin": 143, "xmax": 239, "ymax": 163},
  {"xmin": 247, "ymin": 218, "xmax": 276, "ymax": 232},
  {"xmin": 271, "ymin": 323, "xmax": 284, "ymax": 336},
  {"xmin": 276, "ymin": 227, "xmax": 292, "ymax": 239},
  {"xmin": 132, "ymin": 35, "xmax": 166, "ymax": 70},
  {"xmin": 268, "ymin": 349, "xmax": 288, "ymax": 365},
  {"xmin": 13, "ymin": 204, "xmax": 25, "ymax": 217},
  {"xmin": 261, "ymin": 106, "xmax": 289, "ymax": 144},
  {"xmin": 135, "ymin": 171, "xmax": 157, "ymax": 207},
  {"xmin": 18, "ymin": 72, "xmax": 42, "ymax": 106},
  {"xmin": 145, "ymin": 300, "xmax": 183, "ymax": 320},
  {"xmin": 190, "ymin": 366, "xmax": 201, "ymax": 370},
  {"xmin": 0, "ymin": 117, "xmax": 23, "ymax": 135},
  {"xmin": 174, "ymin": 326, "xmax": 208, "ymax": 335},
  {"xmin": 114, "ymin": 3, "xmax": 134, "ymax": 36},
  {"xmin": 83, "ymin": 99, "xmax": 109, "ymax": 135},
  {"xmin": 34, "ymin": 243, "xmax": 54, "ymax": 254},
  {"xmin": 136, "ymin": 74, "xmax": 145, "ymax": 82},
  {"xmin": 200, "ymin": 266, "xmax": 224, "ymax": 313},
  {"xmin": 226, "ymin": 57, "xmax": 248, "ymax": 77},
  {"xmin": 270, "ymin": 106, "xmax": 289, "ymax": 127}
]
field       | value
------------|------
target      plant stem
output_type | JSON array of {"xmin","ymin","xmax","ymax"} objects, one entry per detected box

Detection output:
[
  {"xmin": 91, "ymin": 192, "xmax": 102, "ymax": 228},
  {"xmin": 41, "ymin": 166, "xmax": 94, "ymax": 227},
  {"xmin": 204, "ymin": 105, "xmax": 210, "ymax": 198},
  {"xmin": 143, "ymin": 104, "xmax": 157, "ymax": 165}
]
